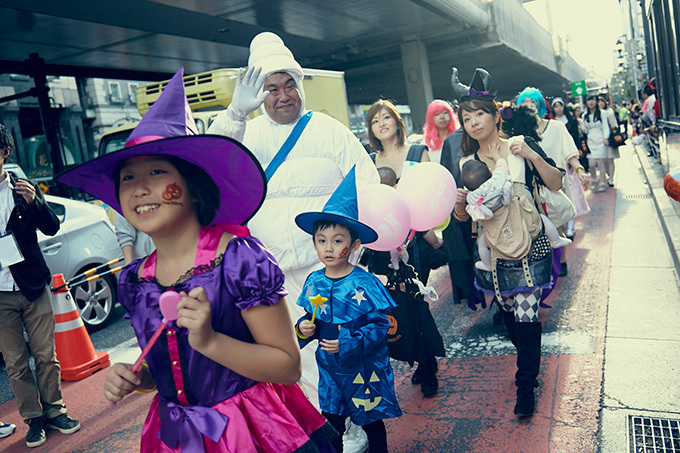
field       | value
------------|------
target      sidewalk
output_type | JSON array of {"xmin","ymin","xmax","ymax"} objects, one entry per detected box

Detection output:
[{"xmin": 599, "ymin": 141, "xmax": 680, "ymax": 452}]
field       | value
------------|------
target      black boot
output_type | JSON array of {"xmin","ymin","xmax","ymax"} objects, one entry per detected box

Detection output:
[
  {"xmin": 419, "ymin": 356, "xmax": 439, "ymax": 397},
  {"xmin": 501, "ymin": 309, "xmax": 517, "ymax": 347},
  {"xmin": 513, "ymin": 322, "xmax": 542, "ymax": 417}
]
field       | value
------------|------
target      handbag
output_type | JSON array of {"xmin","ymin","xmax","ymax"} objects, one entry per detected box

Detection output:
[
  {"xmin": 534, "ymin": 184, "xmax": 576, "ymax": 228},
  {"xmin": 384, "ymin": 264, "xmax": 445, "ymax": 364},
  {"xmin": 526, "ymin": 160, "xmax": 576, "ymax": 228},
  {"xmin": 578, "ymin": 134, "xmax": 590, "ymax": 158},
  {"xmin": 608, "ymin": 127, "xmax": 628, "ymax": 148}
]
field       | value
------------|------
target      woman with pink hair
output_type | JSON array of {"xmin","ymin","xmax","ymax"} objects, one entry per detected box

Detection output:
[{"xmin": 423, "ymin": 99, "xmax": 457, "ymax": 164}]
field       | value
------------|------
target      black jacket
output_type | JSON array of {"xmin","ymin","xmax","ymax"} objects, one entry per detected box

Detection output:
[{"xmin": 4, "ymin": 172, "xmax": 60, "ymax": 301}]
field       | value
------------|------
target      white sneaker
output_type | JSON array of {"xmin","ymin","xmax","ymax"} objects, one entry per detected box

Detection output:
[
  {"xmin": 343, "ymin": 419, "xmax": 369, "ymax": 453},
  {"xmin": 0, "ymin": 423, "xmax": 16, "ymax": 438}
]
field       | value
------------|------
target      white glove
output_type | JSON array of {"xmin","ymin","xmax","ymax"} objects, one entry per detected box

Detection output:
[{"xmin": 228, "ymin": 66, "xmax": 270, "ymax": 121}]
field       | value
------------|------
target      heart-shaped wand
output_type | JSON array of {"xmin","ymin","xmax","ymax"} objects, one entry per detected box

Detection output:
[{"xmin": 130, "ymin": 291, "xmax": 181, "ymax": 373}]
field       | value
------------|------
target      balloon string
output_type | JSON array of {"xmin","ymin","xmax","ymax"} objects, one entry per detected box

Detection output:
[{"xmin": 404, "ymin": 229, "xmax": 416, "ymax": 248}]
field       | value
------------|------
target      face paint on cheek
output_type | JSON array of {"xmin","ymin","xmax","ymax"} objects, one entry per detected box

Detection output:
[
  {"xmin": 338, "ymin": 247, "xmax": 349, "ymax": 258},
  {"xmin": 162, "ymin": 183, "xmax": 182, "ymax": 201}
]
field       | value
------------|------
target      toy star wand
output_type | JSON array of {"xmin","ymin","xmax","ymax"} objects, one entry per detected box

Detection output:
[{"xmin": 309, "ymin": 294, "xmax": 327, "ymax": 324}]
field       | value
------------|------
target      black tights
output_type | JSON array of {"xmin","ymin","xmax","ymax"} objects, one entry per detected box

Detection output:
[{"xmin": 322, "ymin": 412, "xmax": 388, "ymax": 453}]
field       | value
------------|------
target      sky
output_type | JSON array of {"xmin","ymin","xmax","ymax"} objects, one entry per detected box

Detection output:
[{"xmin": 523, "ymin": 0, "xmax": 630, "ymax": 83}]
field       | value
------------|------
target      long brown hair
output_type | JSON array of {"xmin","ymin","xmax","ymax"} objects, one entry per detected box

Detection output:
[
  {"xmin": 366, "ymin": 99, "xmax": 406, "ymax": 151},
  {"xmin": 457, "ymin": 98, "xmax": 501, "ymax": 156}
]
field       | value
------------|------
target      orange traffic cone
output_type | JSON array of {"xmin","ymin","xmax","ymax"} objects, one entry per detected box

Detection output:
[{"xmin": 51, "ymin": 273, "xmax": 110, "ymax": 381}]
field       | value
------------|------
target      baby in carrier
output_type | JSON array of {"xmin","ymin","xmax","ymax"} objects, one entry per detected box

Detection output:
[{"xmin": 461, "ymin": 145, "xmax": 571, "ymax": 272}]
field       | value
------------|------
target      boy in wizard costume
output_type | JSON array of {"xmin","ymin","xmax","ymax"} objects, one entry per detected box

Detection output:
[{"xmin": 294, "ymin": 166, "xmax": 401, "ymax": 453}]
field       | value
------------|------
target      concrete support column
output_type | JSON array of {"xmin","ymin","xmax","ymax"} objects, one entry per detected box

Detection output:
[{"xmin": 400, "ymin": 39, "xmax": 433, "ymax": 135}]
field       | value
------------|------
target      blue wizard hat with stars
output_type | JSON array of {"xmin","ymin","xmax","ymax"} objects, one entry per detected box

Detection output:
[{"xmin": 295, "ymin": 166, "xmax": 378, "ymax": 244}]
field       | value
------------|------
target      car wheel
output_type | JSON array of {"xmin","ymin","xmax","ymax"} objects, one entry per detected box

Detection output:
[{"xmin": 72, "ymin": 272, "xmax": 117, "ymax": 331}]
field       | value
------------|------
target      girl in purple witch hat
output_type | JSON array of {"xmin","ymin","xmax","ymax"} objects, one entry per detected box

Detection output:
[{"xmin": 57, "ymin": 68, "xmax": 337, "ymax": 452}]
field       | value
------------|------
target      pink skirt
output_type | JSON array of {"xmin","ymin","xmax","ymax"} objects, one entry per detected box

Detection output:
[
  {"xmin": 140, "ymin": 383, "xmax": 334, "ymax": 452},
  {"xmin": 567, "ymin": 167, "xmax": 591, "ymax": 218}
]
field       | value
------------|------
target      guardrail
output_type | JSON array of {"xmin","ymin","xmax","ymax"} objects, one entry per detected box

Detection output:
[{"xmin": 659, "ymin": 119, "xmax": 680, "ymax": 132}]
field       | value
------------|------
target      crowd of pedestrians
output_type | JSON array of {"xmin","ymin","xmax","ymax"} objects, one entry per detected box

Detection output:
[{"xmin": 0, "ymin": 27, "xmax": 664, "ymax": 452}]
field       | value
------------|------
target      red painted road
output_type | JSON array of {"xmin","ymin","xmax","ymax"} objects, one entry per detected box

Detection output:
[
  {"xmin": 0, "ymin": 189, "xmax": 614, "ymax": 452},
  {"xmin": 386, "ymin": 187, "xmax": 615, "ymax": 452}
]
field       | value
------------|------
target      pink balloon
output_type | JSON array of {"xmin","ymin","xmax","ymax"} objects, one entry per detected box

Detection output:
[
  {"xmin": 358, "ymin": 184, "xmax": 411, "ymax": 251},
  {"xmin": 396, "ymin": 162, "xmax": 457, "ymax": 231}
]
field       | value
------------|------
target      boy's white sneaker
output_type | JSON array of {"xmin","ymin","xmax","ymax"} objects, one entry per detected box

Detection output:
[{"xmin": 343, "ymin": 419, "xmax": 369, "ymax": 453}]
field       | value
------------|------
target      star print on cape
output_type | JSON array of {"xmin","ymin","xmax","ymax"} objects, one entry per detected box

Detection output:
[
  {"xmin": 352, "ymin": 289, "xmax": 366, "ymax": 306},
  {"xmin": 296, "ymin": 267, "xmax": 397, "ymax": 324}
]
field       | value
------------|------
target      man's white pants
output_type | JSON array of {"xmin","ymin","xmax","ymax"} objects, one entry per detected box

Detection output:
[{"xmin": 283, "ymin": 263, "xmax": 323, "ymax": 408}]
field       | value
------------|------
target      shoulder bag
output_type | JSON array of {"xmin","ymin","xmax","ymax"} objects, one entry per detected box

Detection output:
[
  {"xmin": 526, "ymin": 159, "xmax": 575, "ymax": 229},
  {"xmin": 384, "ymin": 264, "xmax": 445, "ymax": 365},
  {"xmin": 608, "ymin": 126, "xmax": 628, "ymax": 148}
]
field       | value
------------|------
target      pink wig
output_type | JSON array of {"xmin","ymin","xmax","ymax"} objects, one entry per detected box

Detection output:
[{"xmin": 423, "ymin": 100, "xmax": 457, "ymax": 151}]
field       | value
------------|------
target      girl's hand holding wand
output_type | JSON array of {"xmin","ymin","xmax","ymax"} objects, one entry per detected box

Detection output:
[{"xmin": 104, "ymin": 362, "xmax": 154, "ymax": 403}]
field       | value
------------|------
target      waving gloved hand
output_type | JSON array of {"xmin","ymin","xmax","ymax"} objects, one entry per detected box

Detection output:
[{"xmin": 228, "ymin": 66, "xmax": 270, "ymax": 120}]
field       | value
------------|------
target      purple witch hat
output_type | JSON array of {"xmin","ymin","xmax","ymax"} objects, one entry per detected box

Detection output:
[
  {"xmin": 57, "ymin": 68, "xmax": 266, "ymax": 225},
  {"xmin": 295, "ymin": 165, "xmax": 378, "ymax": 243},
  {"xmin": 450, "ymin": 67, "xmax": 495, "ymax": 101}
]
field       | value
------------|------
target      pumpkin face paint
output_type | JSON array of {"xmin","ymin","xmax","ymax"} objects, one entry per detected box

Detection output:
[{"xmin": 162, "ymin": 182, "xmax": 182, "ymax": 201}]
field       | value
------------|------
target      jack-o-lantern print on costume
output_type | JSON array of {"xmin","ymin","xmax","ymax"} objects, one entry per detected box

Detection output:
[
  {"xmin": 352, "ymin": 371, "xmax": 383, "ymax": 411},
  {"xmin": 386, "ymin": 314, "xmax": 398, "ymax": 336}
]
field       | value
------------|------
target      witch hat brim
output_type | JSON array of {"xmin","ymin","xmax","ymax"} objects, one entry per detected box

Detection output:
[
  {"xmin": 57, "ymin": 135, "xmax": 266, "ymax": 225},
  {"xmin": 56, "ymin": 68, "xmax": 266, "ymax": 226},
  {"xmin": 295, "ymin": 212, "xmax": 378, "ymax": 244}
]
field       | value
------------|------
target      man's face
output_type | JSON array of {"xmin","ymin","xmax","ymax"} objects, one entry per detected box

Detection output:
[
  {"xmin": 0, "ymin": 145, "xmax": 9, "ymax": 170},
  {"xmin": 263, "ymin": 72, "xmax": 302, "ymax": 124}
]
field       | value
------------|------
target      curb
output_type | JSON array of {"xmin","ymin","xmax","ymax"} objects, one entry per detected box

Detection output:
[{"xmin": 632, "ymin": 144, "xmax": 680, "ymax": 280}]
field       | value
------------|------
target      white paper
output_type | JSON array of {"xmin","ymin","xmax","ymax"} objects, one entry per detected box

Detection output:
[{"xmin": 0, "ymin": 233, "xmax": 24, "ymax": 268}]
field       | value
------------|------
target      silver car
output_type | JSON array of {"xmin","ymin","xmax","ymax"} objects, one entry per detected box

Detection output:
[
  {"xmin": 7, "ymin": 163, "xmax": 122, "ymax": 330},
  {"xmin": 38, "ymin": 195, "xmax": 122, "ymax": 331}
]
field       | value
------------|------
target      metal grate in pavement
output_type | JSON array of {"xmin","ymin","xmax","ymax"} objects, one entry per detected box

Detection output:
[
  {"xmin": 623, "ymin": 193, "xmax": 652, "ymax": 199},
  {"xmin": 629, "ymin": 415, "xmax": 680, "ymax": 452}
]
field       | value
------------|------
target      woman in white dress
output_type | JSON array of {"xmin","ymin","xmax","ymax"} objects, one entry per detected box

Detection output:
[
  {"xmin": 598, "ymin": 96, "xmax": 620, "ymax": 187},
  {"xmin": 581, "ymin": 94, "xmax": 611, "ymax": 192}
]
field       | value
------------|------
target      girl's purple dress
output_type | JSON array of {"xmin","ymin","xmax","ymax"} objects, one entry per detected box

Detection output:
[{"xmin": 118, "ymin": 226, "xmax": 335, "ymax": 452}]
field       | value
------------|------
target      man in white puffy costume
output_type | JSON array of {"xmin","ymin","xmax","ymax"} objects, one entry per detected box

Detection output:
[{"xmin": 208, "ymin": 32, "xmax": 378, "ymax": 413}]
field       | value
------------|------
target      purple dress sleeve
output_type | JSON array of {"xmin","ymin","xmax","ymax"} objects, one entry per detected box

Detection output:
[{"xmin": 223, "ymin": 236, "xmax": 287, "ymax": 310}]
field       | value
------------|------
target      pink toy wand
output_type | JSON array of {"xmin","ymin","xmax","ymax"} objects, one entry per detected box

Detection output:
[
  {"xmin": 108, "ymin": 291, "xmax": 181, "ymax": 405},
  {"xmin": 131, "ymin": 291, "xmax": 181, "ymax": 373}
]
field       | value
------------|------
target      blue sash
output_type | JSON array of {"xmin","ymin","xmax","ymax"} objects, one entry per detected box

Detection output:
[{"xmin": 264, "ymin": 111, "xmax": 313, "ymax": 181}]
